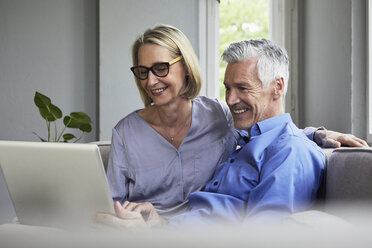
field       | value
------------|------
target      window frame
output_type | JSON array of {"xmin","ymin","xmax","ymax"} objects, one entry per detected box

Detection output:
[
  {"xmin": 270, "ymin": 0, "xmax": 299, "ymax": 125},
  {"xmin": 198, "ymin": 0, "xmax": 220, "ymax": 98},
  {"xmin": 367, "ymin": 0, "xmax": 372, "ymax": 142}
]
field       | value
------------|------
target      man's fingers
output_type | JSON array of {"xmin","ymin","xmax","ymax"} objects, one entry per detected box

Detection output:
[
  {"xmin": 354, "ymin": 137, "xmax": 369, "ymax": 147},
  {"xmin": 337, "ymin": 135, "xmax": 369, "ymax": 148},
  {"xmin": 322, "ymin": 139, "xmax": 341, "ymax": 148}
]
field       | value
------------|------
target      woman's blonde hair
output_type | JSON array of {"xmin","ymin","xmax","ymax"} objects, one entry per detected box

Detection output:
[{"xmin": 132, "ymin": 24, "xmax": 202, "ymax": 107}]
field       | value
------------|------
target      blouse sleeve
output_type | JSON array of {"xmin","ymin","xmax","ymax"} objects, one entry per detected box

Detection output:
[
  {"xmin": 303, "ymin": 126, "xmax": 326, "ymax": 142},
  {"xmin": 218, "ymin": 99, "xmax": 234, "ymax": 128},
  {"xmin": 106, "ymin": 127, "xmax": 131, "ymax": 204}
]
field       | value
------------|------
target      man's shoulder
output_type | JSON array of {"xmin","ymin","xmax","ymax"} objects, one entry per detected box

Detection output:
[{"xmin": 271, "ymin": 122, "xmax": 324, "ymax": 158}]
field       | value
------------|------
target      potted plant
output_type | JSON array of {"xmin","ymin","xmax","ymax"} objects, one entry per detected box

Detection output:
[{"xmin": 33, "ymin": 91, "xmax": 92, "ymax": 142}]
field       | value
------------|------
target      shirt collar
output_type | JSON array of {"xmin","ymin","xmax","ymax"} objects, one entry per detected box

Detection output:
[
  {"xmin": 251, "ymin": 113, "xmax": 292, "ymax": 137},
  {"xmin": 237, "ymin": 113, "xmax": 292, "ymax": 145}
]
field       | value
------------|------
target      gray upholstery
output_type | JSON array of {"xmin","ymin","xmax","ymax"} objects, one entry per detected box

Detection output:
[
  {"xmin": 325, "ymin": 147, "xmax": 372, "ymax": 203},
  {"xmin": 94, "ymin": 142, "xmax": 372, "ymax": 220}
]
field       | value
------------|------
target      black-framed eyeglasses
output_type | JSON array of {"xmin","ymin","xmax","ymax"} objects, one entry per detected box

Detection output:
[{"xmin": 130, "ymin": 56, "xmax": 183, "ymax": 80}]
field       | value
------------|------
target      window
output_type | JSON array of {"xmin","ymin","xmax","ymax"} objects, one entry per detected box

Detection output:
[
  {"xmin": 219, "ymin": 0, "xmax": 270, "ymax": 100},
  {"xmin": 199, "ymin": 0, "xmax": 299, "ymax": 123}
]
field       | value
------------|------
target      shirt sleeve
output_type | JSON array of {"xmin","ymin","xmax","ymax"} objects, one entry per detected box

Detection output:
[
  {"xmin": 244, "ymin": 136, "xmax": 324, "ymax": 223},
  {"xmin": 106, "ymin": 127, "xmax": 131, "ymax": 204}
]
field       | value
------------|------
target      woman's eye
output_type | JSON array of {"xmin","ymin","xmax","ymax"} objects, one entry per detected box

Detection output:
[{"xmin": 156, "ymin": 68, "xmax": 167, "ymax": 73}]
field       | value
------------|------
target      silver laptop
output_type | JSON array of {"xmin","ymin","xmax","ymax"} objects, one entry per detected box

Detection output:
[{"xmin": 0, "ymin": 140, "xmax": 115, "ymax": 228}]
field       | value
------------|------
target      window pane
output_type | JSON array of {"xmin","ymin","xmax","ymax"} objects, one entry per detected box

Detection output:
[{"xmin": 219, "ymin": 0, "xmax": 270, "ymax": 100}]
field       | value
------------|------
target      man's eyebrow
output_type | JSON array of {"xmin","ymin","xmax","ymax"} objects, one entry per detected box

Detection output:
[{"xmin": 224, "ymin": 82, "xmax": 248, "ymax": 87}]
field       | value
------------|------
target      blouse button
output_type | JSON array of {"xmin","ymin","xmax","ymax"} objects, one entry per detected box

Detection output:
[
  {"xmin": 230, "ymin": 159, "xmax": 235, "ymax": 163},
  {"xmin": 213, "ymin": 181, "xmax": 218, "ymax": 186}
]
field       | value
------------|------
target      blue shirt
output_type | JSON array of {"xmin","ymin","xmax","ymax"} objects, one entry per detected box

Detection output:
[{"xmin": 170, "ymin": 113, "xmax": 325, "ymax": 224}]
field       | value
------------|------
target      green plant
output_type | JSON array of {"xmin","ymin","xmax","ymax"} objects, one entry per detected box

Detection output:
[{"xmin": 33, "ymin": 91, "xmax": 92, "ymax": 142}]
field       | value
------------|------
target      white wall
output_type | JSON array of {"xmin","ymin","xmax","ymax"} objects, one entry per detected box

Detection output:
[
  {"xmin": 99, "ymin": 0, "xmax": 200, "ymax": 140},
  {"xmin": 0, "ymin": 0, "xmax": 98, "ymax": 143}
]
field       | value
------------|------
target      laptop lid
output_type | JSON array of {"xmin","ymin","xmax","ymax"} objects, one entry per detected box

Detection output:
[{"xmin": 0, "ymin": 141, "xmax": 115, "ymax": 228}]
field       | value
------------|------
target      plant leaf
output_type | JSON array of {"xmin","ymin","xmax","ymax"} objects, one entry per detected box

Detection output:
[
  {"xmin": 34, "ymin": 91, "xmax": 51, "ymax": 108},
  {"xmin": 79, "ymin": 123, "xmax": 92, "ymax": 133},
  {"xmin": 63, "ymin": 133, "xmax": 76, "ymax": 141},
  {"xmin": 65, "ymin": 116, "xmax": 82, "ymax": 128},
  {"xmin": 70, "ymin": 112, "xmax": 91, "ymax": 124},
  {"xmin": 63, "ymin": 116, "xmax": 71, "ymax": 126},
  {"xmin": 32, "ymin": 132, "xmax": 47, "ymax": 142},
  {"xmin": 39, "ymin": 107, "xmax": 56, "ymax": 121},
  {"xmin": 49, "ymin": 104, "xmax": 62, "ymax": 119}
]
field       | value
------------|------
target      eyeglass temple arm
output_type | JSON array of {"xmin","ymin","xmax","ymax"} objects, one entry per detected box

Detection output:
[{"xmin": 169, "ymin": 56, "xmax": 183, "ymax": 65}]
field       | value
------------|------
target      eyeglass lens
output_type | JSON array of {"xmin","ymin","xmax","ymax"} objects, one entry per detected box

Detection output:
[{"xmin": 132, "ymin": 63, "xmax": 169, "ymax": 80}]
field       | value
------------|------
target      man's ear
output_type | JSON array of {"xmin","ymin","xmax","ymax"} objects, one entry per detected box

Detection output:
[{"xmin": 273, "ymin": 78, "xmax": 285, "ymax": 100}]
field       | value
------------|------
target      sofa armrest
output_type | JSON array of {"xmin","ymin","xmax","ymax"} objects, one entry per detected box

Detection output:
[{"xmin": 325, "ymin": 147, "xmax": 372, "ymax": 201}]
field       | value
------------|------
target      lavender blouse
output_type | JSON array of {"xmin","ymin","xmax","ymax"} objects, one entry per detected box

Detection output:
[{"xmin": 106, "ymin": 96, "xmax": 238, "ymax": 217}]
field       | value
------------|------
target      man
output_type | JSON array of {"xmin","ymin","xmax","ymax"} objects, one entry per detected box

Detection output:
[{"xmin": 93, "ymin": 39, "xmax": 328, "ymax": 227}]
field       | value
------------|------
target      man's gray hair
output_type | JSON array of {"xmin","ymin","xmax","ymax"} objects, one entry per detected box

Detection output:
[{"xmin": 222, "ymin": 39, "xmax": 289, "ymax": 95}]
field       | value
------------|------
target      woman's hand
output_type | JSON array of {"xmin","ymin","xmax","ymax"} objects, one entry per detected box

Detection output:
[
  {"xmin": 120, "ymin": 201, "xmax": 165, "ymax": 227},
  {"xmin": 93, "ymin": 201, "xmax": 165, "ymax": 229},
  {"xmin": 314, "ymin": 130, "xmax": 369, "ymax": 148}
]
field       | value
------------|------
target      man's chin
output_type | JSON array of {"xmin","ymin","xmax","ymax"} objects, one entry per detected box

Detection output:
[{"xmin": 233, "ymin": 121, "xmax": 253, "ymax": 131}]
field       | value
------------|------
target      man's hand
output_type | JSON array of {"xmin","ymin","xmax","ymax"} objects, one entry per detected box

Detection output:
[
  {"xmin": 314, "ymin": 130, "xmax": 369, "ymax": 148},
  {"xmin": 93, "ymin": 201, "xmax": 165, "ymax": 229}
]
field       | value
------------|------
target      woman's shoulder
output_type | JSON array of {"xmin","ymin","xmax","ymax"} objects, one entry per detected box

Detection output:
[
  {"xmin": 193, "ymin": 96, "xmax": 231, "ymax": 122},
  {"xmin": 193, "ymin": 96, "xmax": 229, "ymax": 112},
  {"xmin": 114, "ymin": 110, "xmax": 143, "ymax": 132}
]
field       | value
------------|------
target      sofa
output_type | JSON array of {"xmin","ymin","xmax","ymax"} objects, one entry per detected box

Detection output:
[
  {"xmin": 1, "ymin": 142, "xmax": 372, "ymax": 247},
  {"xmin": 94, "ymin": 141, "xmax": 372, "ymax": 224}
]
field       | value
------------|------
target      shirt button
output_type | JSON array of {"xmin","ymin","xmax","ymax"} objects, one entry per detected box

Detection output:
[
  {"xmin": 213, "ymin": 181, "xmax": 218, "ymax": 186},
  {"xmin": 230, "ymin": 159, "xmax": 235, "ymax": 163}
]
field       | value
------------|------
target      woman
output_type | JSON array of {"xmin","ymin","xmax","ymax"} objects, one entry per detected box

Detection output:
[{"xmin": 106, "ymin": 24, "xmax": 368, "ymax": 219}]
